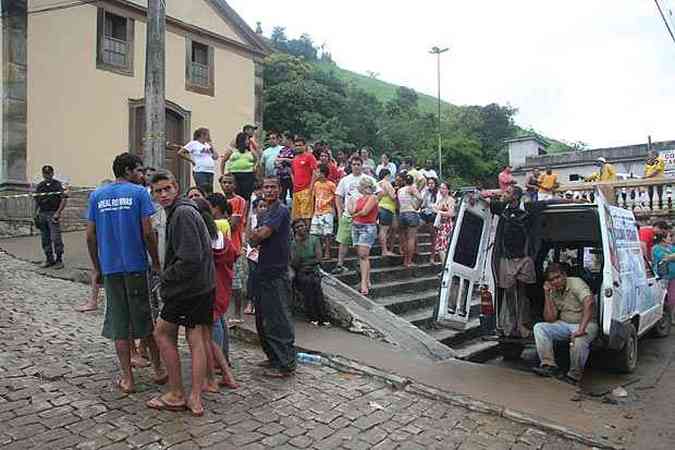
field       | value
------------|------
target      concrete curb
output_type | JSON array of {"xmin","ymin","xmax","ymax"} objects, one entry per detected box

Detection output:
[
  {"xmin": 232, "ymin": 323, "xmax": 621, "ymax": 450},
  {"xmin": 0, "ymin": 248, "xmax": 91, "ymax": 284}
]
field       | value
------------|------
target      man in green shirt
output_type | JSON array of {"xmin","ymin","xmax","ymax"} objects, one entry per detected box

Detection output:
[
  {"xmin": 533, "ymin": 263, "xmax": 599, "ymax": 384},
  {"xmin": 291, "ymin": 221, "xmax": 329, "ymax": 326}
]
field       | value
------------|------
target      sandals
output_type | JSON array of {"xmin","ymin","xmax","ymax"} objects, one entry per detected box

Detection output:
[
  {"xmin": 187, "ymin": 402, "xmax": 204, "ymax": 417},
  {"xmin": 146, "ymin": 396, "xmax": 187, "ymax": 412},
  {"xmin": 218, "ymin": 379, "xmax": 240, "ymax": 389}
]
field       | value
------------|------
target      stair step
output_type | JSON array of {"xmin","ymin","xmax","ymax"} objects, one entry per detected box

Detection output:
[
  {"xmin": 375, "ymin": 289, "xmax": 438, "ymax": 315},
  {"xmin": 368, "ymin": 275, "xmax": 441, "ymax": 299},
  {"xmin": 427, "ymin": 318, "xmax": 482, "ymax": 345},
  {"xmin": 322, "ymin": 252, "xmax": 432, "ymax": 271},
  {"xmin": 335, "ymin": 243, "xmax": 433, "ymax": 257},
  {"xmin": 336, "ymin": 263, "xmax": 441, "ymax": 286},
  {"xmin": 400, "ymin": 306, "xmax": 435, "ymax": 328},
  {"xmin": 453, "ymin": 338, "xmax": 501, "ymax": 362}
]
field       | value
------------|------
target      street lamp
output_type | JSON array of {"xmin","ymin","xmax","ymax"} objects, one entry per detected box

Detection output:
[{"xmin": 429, "ymin": 46, "xmax": 449, "ymax": 179}]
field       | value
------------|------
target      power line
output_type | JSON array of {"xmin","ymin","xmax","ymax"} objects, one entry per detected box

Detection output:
[{"xmin": 655, "ymin": 0, "xmax": 675, "ymax": 45}]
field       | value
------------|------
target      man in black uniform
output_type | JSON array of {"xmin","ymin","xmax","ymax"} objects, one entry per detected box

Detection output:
[
  {"xmin": 34, "ymin": 165, "xmax": 67, "ymax": 269},
  {"xmin": 490, "ymin": 187, "xmax": 544, "ymax": 338}
]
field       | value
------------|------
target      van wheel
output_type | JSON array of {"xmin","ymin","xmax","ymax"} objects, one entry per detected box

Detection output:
[
  {"xmin": 652, "ymin": 305, "xmax": 672, "ymax": 338},
  {"xmin": 616, "ymin": 323, "xmax": 638, "ymax": 373},
  {"xmin": 501, "ymin": 343, "xmax": 524, "ymax": 361}
]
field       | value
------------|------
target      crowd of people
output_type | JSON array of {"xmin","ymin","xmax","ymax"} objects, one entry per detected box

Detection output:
[
  {"xmin": 69, "ymin": 124, "xmax": 462, "ymax": 416},
  {"xmin": 171, "ymin": 126, "xmax": 457, "ymax": 296},
  {"xmin": 498, "ymin": 149, "xmax": 668, "ymax": 206}
]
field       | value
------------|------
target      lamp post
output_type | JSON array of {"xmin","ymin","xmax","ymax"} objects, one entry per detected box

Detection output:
[{"xmin": 429, "ymin": 46, "xmax": 448, "ymax": 179}]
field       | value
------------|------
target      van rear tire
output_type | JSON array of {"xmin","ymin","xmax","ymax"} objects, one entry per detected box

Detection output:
[
  {"xmin": 652, "ymin": 305, "xmax": 672, "ymax": 338},
  {"xmin": 616, "ymin": 323, "xmax": 638, "ymax": 373}
]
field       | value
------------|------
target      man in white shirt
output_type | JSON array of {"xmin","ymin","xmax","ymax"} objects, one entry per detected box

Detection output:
[
  {"xmin": 332, "ymin": 157, "xmax": 379, "ymax": 274},
  {"xmin": 260, "ymin": 131, "xmax": 283, "ymax": 178},
  {"xmin": 419, "ymin": 159, "xmax": 438, "ymax": 180},
  {"xmin": 375, "ymin": 153, "xmax": 397, "ymax": 182}
]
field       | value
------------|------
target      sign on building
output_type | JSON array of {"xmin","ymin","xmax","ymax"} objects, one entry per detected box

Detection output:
[{"xmin": 659, "ymin": 149, "xmax": 675, "ymax": 175}]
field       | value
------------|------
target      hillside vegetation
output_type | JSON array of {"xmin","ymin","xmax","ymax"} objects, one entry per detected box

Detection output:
[
  {"xmin": 263, "ymin": 27, "xmax": 570, "ymax": 185},
  {"xmin": 314, "ymin": 62, "xmax": 456, "ymax": 116}
]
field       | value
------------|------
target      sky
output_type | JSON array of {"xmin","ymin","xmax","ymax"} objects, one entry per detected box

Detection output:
[{"xmin": 228, "ymin": 0, "xmax": 675, "ymax": 149}]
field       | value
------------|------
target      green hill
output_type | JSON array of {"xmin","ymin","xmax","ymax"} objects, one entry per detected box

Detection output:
[
  {"xmin": 315, "ymin": 61, "xmax": 570, "ymax": 153},
  {"xmin": 315, "ymin": 61, "xmax": 457, "ymax": 116}
]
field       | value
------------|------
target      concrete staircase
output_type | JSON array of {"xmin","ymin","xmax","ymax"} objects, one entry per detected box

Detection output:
[{"xmin": 322, "ymin": 232, "xmax": 499, "ymax": 361}]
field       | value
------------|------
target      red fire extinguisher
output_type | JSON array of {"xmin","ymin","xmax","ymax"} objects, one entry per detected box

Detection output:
[{"xmin": 479, "ymin": 285, "xmax": 496, "ymax": 334}]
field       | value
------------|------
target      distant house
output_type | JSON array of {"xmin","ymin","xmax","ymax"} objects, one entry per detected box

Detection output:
[
  {"xmin": 0, "ymin": 0, "xmax": 270, "ymax": 190},
  {"xmin": 507, "ymin": 136, "xmax": 675, "ymax": 185}
]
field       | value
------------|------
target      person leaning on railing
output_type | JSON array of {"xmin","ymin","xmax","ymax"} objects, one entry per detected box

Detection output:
[
  {"xmin": 585, "ymin": 157, "xmax": 617, "ymax": 183},
  {"xmin": 644, "ymin": 150, "xmax": 666, "ymax": 210}
]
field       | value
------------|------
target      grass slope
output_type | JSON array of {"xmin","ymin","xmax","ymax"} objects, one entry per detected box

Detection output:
[
  {"xmin": 315, "ymin": 61, "xmax": 569, "ymax": 152},
  {"xmin": 315, "ymin": 61, "xmax": 456, "ymax": 116}
]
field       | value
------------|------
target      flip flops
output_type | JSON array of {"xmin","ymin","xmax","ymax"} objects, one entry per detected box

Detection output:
[{"xmin": 145, "ymin": 396, "xmax": 187, "ymax": 412}]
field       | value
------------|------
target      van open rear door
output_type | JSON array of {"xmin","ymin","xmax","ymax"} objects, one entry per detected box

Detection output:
[
  {"xmin": 595, "ymin": 188, "xmax": 660, "ymax": 346},
  {"xmin": 435, "ymin": 193, "xmax": 496, "ymax": 327}
]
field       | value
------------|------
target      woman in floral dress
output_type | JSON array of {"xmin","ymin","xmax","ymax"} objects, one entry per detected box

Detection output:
[{"xmin": 433, "ymin": 183, "xmax": 456, "ymax": 263}]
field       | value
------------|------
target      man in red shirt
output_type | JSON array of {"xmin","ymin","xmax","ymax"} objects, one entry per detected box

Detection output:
[
  {"xmin": 219, "ymin": 174, "xmax": 247, "ymax": 322},
  {"xmin": 498, "ymin": 165, "xmax": 517, "ymax": 194},
  {"xmin": 639, "ymin": 220, "xmax": 670, "ymax": 261},
  {"xmin": 291, "ymin": 136, "xmax": 318, "ymax": 222}
]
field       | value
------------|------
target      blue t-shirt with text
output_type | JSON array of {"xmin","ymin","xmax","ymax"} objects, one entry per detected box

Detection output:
[{"xmin": 87, "ymin": 181, "xmax": 156, "ymax": 275}]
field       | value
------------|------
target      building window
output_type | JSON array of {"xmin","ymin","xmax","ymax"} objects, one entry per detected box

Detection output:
[
  {"xmin": 96, "ymin": 8, "xmax": 134, "ymax": 76},
  {"xmin": 186, "ymin": 38, "xmax": 215, "ymax": 96}
]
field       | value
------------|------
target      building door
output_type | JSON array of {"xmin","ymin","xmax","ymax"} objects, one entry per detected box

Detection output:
[{"xmin": 129, "ymin": 100, "xmax": 191, "ymax": 190}]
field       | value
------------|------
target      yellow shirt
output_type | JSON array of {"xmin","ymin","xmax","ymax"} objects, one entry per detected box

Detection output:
[
  {"xmin": 215, "ymin": 219, "xmax": 231, "ymax": 239},
  {"xmin": 538, "ymin": 173, "xmax": 558, "ymax": 193},
  {"xmin": 588, "ymin": 163, "xmax": 617, "ymax": 182},
  {"xmin": 645, "ymin": 157, "xmax": 665, "ymax": 178}
]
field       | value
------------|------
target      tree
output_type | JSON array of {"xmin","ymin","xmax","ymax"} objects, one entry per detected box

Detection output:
[
  {"xmin": 271, "ymin": 26, "xmax": 288, "ymax": 46},
  {"xmin": 261, "ymin": 25, "xmax": 560, "ymax": 187},
  {"xmin": 286, "ymin": 33, "xmax": 318, "ymax": 60}
]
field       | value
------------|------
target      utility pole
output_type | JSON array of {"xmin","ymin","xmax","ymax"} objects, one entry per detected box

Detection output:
[
  {"xmin": 144, "ymin": 0, "xmax": 166, "ymax": 169},
  {"xmin": 429, "ymin": 46, "xmax": 449, "ymax": 179}
]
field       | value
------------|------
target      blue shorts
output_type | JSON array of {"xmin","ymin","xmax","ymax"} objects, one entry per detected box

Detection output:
[
  {"xmin": 351, "ymin": 223, "xmax": 377, "ymax": 248},
  {"xmin": 399, "ymin": 212, "xmax": 420, "ymax": 228},
  {"xmin": 420, "ymin": 212, "xmax": 436, "ymax": 225},
  {"xmin": 378, "ymin": 208, "xmax": 394, "ymax": 226}
]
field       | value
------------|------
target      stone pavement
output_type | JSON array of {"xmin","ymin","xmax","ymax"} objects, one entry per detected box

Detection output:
[{"xmin": 0, "ymin": 250, "xmax": 589, "ymax": 450}]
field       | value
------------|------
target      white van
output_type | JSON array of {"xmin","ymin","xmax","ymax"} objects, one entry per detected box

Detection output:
[{"xmin": 436, "ymin": 188, "xmax": 672, "ymax": 372}]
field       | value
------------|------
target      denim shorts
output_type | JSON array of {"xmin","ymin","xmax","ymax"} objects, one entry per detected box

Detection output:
[
  {"xmin": 351, "ymin": 223, "xmax": 377, "ymax": 248},
  {"xmin": 399, "ymin": 211, "xmax": 420, "ymax": 228},
  {"xmin": 378, "ymin": 208, "xmax": 394, "ymax": 226},
  {"xmin": 420, "ymin": 212, "xmax": 436, "ymax": 225}
]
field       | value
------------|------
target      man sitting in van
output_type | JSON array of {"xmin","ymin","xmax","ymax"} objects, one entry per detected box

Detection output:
[{"xmin": 533, "ymin": 263, "xmax": 598, "ymax": 385}]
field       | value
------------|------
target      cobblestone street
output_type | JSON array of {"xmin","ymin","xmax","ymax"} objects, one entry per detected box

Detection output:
[{"xmin": 0, "ymin": 251, "xmax": 588, "ymax": 450}]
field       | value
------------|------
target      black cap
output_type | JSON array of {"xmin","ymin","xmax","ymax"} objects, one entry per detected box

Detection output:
[{"xmin": 243, "ymin": 124, "xmax": 258, "ymax": 131}]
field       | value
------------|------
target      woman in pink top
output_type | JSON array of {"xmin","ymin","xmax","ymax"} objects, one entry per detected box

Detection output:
[{"xmin": 349, "ymin": 177, "xmax": 378, "ymax": 295}]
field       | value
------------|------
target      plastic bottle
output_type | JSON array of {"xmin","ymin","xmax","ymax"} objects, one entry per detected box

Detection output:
[{"xmin": 297, "ymin": 352, "xmax": 322, "ymax": 365}]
